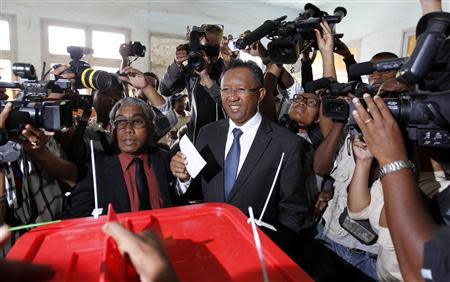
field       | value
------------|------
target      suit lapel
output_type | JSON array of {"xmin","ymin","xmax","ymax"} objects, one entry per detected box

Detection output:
[
  {"xmin": 103, "ymin": 155, "xmax": 131, "ymax": 213},
  {"xmin": 227, "ymin": 117, "xmax": 272, "ymax": 201},
  {"xmin": 211, "ymin": 120, "xmax": 228, "ymax": 201},
  {"xmin": 148, "ymin": 149, "xmax": 171, "ymax": 207}
]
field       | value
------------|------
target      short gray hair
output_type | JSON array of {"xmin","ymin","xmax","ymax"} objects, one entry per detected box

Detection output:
[{"xmin": 109, "ymin": 97, "xmax": 155, "ymax": 133}]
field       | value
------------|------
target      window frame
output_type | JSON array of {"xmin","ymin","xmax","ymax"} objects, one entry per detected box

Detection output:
[
  {"xmin": 0, "ymin": 14, "xmax": 18, "ymax": 78},
  {"xmin": 41, "ymin": 18, "xmax": 131, "ymax": 70}
]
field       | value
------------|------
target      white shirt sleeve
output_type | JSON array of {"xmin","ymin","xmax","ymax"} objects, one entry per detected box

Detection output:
[{"xmin": 176, "ymin": 177, "xmax": 192, "ymax": 195}]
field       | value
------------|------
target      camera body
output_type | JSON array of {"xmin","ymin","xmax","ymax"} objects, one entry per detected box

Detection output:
[
  {"xmin": 0, "ymin": 63, "xmax": 74, "ymax": 134},
  {"xmin": 128, "ymin": 41, "xmax": 146, "ymax": 57}
]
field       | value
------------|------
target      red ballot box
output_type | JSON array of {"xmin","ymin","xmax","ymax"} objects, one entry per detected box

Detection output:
[{"xmin": 7, "ymin": 203, "xmax": 313, "ymax": 282}]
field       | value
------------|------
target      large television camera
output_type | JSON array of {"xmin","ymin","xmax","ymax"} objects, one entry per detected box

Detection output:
[
  {"xmin": 0, "ymin": 46, "xmax": 124, "ymax": 135},
  {"xmin": 318, "ymin": 12, "xmax": 450, "ymax": 148},
  {"xmin": 236, "ymin": 3, "xmax": 346, "ymax": 64},
  {"xmin": 0, "ymin": 62, "xmax": 74, "ymax": 135}
]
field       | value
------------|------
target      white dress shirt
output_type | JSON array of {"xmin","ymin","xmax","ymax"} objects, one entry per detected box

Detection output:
[
  {"xmin": 176, "ymin": 112, "xmax": 262, "ymax": 195},
  {"xmin": 224, "ymin": 112, "xmax": 262, "ymax": 177}
]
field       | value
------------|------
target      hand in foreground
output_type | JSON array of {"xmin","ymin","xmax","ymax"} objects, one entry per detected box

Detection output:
[
  {"xmin": 312, "ymin": 191, "xmax": 333, "ymax": 222},
  {"xmin": 314, "ymin": 20, "xmax": 334, "ymax": 55},
  {"xmin": 352, "ymin": 94, "xmax": 408, "ymax": 166},
  {"xmin": 352, "ymin": 136, "xmax": 373, "ymax": 162},
  {"xmin": 174, "ymin": 44, "xmax": 189, "ymax": 67},
  {"xmin": 19, "ymin": 124, "xmax": 53, "ymax": 152},
  {"xmin": 103, "ymin": 222, "xmax": 178, "ymax": 282},
  {"xmin": 170, "ymin": 151, "xmax": 191, "ymax": 182},
  {"xmin": 0, "ymin": 225, "xmax": 54, "ymax": 282},
  {"xmin": 119, "ymin": 67, "xmax": 149, "ymax": 90}
]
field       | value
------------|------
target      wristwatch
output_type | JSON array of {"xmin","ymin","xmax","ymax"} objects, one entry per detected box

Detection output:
[{"xmin": 379, "ymin": 160, "xmax": 416, "ymax": 179}]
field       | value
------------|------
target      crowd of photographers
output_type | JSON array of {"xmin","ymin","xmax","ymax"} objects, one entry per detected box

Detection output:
[{"xmin": 0, "ymin": 0, "xmax": 450, "ymax": 281}]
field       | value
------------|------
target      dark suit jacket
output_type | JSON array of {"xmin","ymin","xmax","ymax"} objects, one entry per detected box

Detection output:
[
  {"xmin": 194, "ymin": 116, "xmax": 308, "ymax": 234},
  {"xmin": 65, "ymin": 146, "xmax": 173, "ymax": 218}
]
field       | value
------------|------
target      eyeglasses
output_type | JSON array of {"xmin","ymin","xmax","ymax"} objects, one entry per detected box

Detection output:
[
  {"xmin": 113, "ymin": 118, "xmax": 146, "ymax": 130},
  {"xmin": 221, "ymin": 88, "xmax": 259, "ymax": 96},
  {"xmin": 292, "ymin": 94, "xmax": 320, "ymax": 107}
]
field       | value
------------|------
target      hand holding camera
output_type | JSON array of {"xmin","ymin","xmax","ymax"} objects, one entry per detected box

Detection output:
[
  {"xmin": 352, "ymin": 95, "xmax": 408, "ymax": 166},
  {"xmin": 174, "ymin": 44, "xmax": 189, "ymax": 67},
  {"xmin": 119, "ymin": 67, "xmax": 150, "ymax": 90}
]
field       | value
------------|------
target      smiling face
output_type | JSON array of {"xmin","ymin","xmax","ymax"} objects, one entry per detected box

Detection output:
[
  {"xmin": 114, "ymin": 104, "xmax": 149, "ymax": 155},
  {"xmin": 220, "ymin": 67, "xmax": 265, "ymax": 126},
  {"xmin": 288, "ymin": 93, "xmax": 320, "ymax": 127}
]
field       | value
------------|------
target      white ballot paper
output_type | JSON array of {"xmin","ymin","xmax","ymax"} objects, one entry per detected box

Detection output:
[{"xmin": 179, "ymin": 135, "xmax": 207, "ymax": 178}]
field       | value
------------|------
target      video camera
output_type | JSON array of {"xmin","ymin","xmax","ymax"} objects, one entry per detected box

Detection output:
[
  {"xmin": 0, "ymin": 46, "xmax": 124, "ymax": 135},
  {"xmin": 319, "ymin": 12, "xmax": 450, "ymax": 148},
  {"xmin": 0, "ymin": 62, "xmax": 74, "ymax": 135},
  {"xmin": 236, "ymin": 3, "xmax": 346, "ymax": 64},
  {"xmin": 183, "ymin": 25, "xmax": 221, "ymax": 73}
]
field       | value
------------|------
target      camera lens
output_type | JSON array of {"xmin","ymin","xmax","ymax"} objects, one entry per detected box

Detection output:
[{"xmin": 12, "ymin": 63, "xmax": 37, "ymax": 80}]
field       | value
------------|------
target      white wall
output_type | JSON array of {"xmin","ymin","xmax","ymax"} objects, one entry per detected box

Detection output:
[{"xmin": 1, "ymin": 1, "xmax": 449, "ymax": 75}]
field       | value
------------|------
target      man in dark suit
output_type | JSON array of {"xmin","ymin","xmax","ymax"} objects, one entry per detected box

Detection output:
[
  {"xmin": 65, "ymin": 97, "xmax": 173, "ymax": 218},
  {"xmin": 171, "ymin": 60, "xmax": 308, "ymax": 250}
]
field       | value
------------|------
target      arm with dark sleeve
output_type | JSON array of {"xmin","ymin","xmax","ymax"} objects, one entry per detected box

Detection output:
[
  {"xmin": 63, "ymin": 163, "xmax": 94, "ymax": 219},
  {"xmin": 313, "ymin": 122, "xmax": 345, "ymax": 176},
  {"xmin": 301, "ymin": 60, "xmax": 313, "ymax": 89},
  {"xmin": 159, "ymin": 62, "xmax": 187, "ymax": 97},
  {"xmin": 278, "ymin": 137, "xmax": 309, "ymax": 234},
  {"xmin": 205, "ymin": 83, "xmax": 222, "ymax": 105}
]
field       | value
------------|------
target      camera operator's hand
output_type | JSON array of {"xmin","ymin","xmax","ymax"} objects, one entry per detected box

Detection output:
[
  {"xmin": 0, "ymin": 225, "xmax": 55, "ymax": 282},
  {"xmin": 49, "ymin": 64, "xmax": 76, "ymax": 80},
  {"xmin": 315, "ymin": 20, "xmax": 334, "ymax": 55},
  {"xmin": 119, "ymin": 43, "xmax": 131, "ymax": 59},
  {"xmin": 241, "ymin": 30, "xmax": 270, "ymax": 62},
  {"xmin": 333, "ymin": 38, "xmax": 352, "ymax": 59},
  {"xmin": 352, "ymin": 136, "xmax": 373, "ymax": 162},
  {"xmin": 0, "ymin": 103, "xmax": 12, "ymax": 129},
  {"xmin": 352, "ymin": 94, "xmax": 408, "ymax": 166},
  {"xmin": 312, "ymin": 191, "xmax": 333, "ymax": 222},
  {"xmin": 103, "ymin": 222, "xmax": 178, "ymax": 282},
  {"xmin": 119, "ymin": 67, "xmax": 149, "ymax": 90},
  {"xmin": 170, "ymin": 151, "xmax": 191, "ymax": 182},
  {"xmin": 174, "ymin": 44, "xmax": 189, "ymax": 67},
  {"xmin": 19, "ymin": 124, "xmax": 53, "ymax": 153}
]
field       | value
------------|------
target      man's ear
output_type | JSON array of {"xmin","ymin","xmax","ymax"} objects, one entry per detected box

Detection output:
[{"xmin": 257, "ymin": 88, "xmax": 266, "ymax": 103}]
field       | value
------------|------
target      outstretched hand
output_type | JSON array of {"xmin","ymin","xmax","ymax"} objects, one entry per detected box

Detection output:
[{"xmin": 352, "ymin": 94, "xmax": 408, "ymax": 166}]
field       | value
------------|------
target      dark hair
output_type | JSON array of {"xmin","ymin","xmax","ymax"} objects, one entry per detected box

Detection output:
[
  {"xmin": 202, "ymin": 24, "xmax": 224, "ymax": 35},
  {"xmin": 371, "ymin": 52, "xmax": 398, "ymax": 62},
  {"xmin": 143, "ymin": 72, "xmax": 160, "ymax": 90},
  {"xmin": 109, "ymin": 97, "xmax": 155, "ymax": 133},
  {"xmin": 221, "ymin": 59, "xmax": 264, "ymax": 89}
]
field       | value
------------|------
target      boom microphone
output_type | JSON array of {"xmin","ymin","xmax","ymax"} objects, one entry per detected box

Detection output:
[{"xmin": 349, "ymin": 57, "xmax": 408, "ymax": 77}]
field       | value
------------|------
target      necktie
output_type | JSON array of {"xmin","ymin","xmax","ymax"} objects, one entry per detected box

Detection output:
[
  {"xmin": 224, "ymin": 128, "xmax": 243, "ymax": 201},
  {"xmin": 133, "ymin": 158, "xmax": 151, "ymax": 210}
]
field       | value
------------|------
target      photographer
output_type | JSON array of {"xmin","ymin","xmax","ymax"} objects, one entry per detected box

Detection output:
[
  {"xmin": 160, "ymin": 24, "xmax": 225, "ymax": 141},
  {"xmin": 0, "ymin": 102, "xmax": 79, "ymax": 256},
  {"xmin": 351, "ymin": 94, "xmax": 450, "ymax": 281}
]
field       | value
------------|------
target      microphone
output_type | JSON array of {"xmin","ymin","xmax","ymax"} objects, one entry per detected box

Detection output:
[
  {"xmin": 236, "ymin": 16, "xmax": 286, "ymax": 49},
  {"xmin": 349, "ymin": 57, "xmax": 409, "ymax": 77}
]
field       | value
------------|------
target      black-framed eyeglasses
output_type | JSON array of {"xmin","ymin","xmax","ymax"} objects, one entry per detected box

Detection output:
[
  {"xmin": 292, "ymin": 94, "xmax": 320, "ymax": 107},
  {"xmin": 113, "ymin": 118, "xmax": 147, "ymax": 130},
  {"xmin": 220, "ymin": 88, "xmax": 259, "ymax": 96}
]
